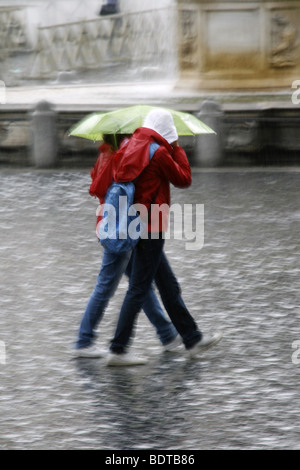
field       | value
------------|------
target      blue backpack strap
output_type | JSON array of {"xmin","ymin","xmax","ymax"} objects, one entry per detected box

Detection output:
[
  {"xmin": 149, "ymin": 142, "xmax": 160, "ymax": 160},
  {"xmin": 99, "ymin": 143, "xmax": 160, "ymax": 253}
]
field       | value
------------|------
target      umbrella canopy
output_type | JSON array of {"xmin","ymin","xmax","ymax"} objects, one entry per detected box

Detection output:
[{"xmin": 69, "ymin": 105, "xmax": 215, "ymax": 141}]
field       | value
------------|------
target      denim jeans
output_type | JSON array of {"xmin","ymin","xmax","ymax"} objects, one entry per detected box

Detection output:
[
  {"xmin": 75, "ymin": 248, "xmax": 177, "ymax": 349},
  {"xmin": 110, "ymin": 237, "xmax": 202, "ymax": 354}
]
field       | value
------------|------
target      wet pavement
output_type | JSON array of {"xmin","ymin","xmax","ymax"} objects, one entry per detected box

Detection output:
[{"xmin": 0, "ymin": 167, "xmax": 299, "ymax": 450}]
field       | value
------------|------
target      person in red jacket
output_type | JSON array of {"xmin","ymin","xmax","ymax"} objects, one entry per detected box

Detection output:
[
  {"xmin": 73, "ymin": 134, "xmax": 179, "ymax": 358},
  {"xmin": 107, "ymin": 109, "xmax": 222, "ymax": 366}
]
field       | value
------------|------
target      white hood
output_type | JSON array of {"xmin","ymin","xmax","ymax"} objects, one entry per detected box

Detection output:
[{"xmin": 143, "ymin": 109, "xmax": 178, "ymax": 144}]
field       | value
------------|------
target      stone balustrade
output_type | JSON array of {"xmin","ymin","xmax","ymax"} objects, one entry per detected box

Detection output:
[{"xmin": 27, "ymin": 7, "xmax": 177, "ymax": 80}]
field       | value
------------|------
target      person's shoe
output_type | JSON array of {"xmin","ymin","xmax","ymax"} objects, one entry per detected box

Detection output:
[
  {"xmin": 106, "ymin": 351, "xmax": 148, "ymax": 366},
  {"xmin": 188, "ymin": 331, "xmax": 223, "ymax": 358},
  {"xmin": 73, "ymin": 344, "xmax": 107, "ymax": 358},
  {"xmin": 163, "ymin": 335, "xmax": 183, "ymax": 352}
]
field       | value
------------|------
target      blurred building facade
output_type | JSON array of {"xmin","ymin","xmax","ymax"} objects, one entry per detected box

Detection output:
[
  {"xmin": 177, "ymin": 0, "xmax": 300, "ymax": 91},
  {"xmin": 0, "ymin": 0, "xmax": 176, "ymax": 84},
  {"xmin": 1, "ymin": 0, "xmax": 300, "ymax": 166},
  {"xmin": 1, "ymin": 0, "xmax": 300, "ymax": 91}
]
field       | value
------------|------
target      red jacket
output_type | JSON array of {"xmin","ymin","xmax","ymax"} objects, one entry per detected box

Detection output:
[
  {"xmin": 113, "ymin": 127, "xmax": 192, "ymax": 232},
  {"xmin": 89, "ymin": 143, "xmax": 115, "ymax": 228},
  {"xmin": 89, "ymin": 143, "xmax": 115, "ymax": 204}
]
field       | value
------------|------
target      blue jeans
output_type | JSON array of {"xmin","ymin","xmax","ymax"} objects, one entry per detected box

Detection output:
[
  {"xmin": 110, "ymin": 237, "xmax": 202, "ymax": 354},
  {"xmin": 75, "ymin": 248, "xmax": 177, "ymax": 349}
]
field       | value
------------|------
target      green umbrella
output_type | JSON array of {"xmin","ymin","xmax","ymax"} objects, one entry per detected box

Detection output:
[
  {"xmin": 68, "ymin": 112, "xmax": 107, "ymax": 141},
  {"xmin": 69, "ymin": 105, "xmax": 215, "ymax": 141}
]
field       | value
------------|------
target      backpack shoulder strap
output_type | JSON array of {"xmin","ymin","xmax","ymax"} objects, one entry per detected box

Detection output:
[{"xmin": 149, "ymin": 142, "xmax": 160, "ymax": 160}]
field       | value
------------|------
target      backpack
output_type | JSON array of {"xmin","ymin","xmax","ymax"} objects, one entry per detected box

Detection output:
[{"xmin": 97, "ymin": 142, "xmax": 160, "ymax": 253}]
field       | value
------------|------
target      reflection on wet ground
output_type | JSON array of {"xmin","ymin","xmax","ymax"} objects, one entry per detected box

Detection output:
[{"xmin": 0, "ymin": 168, "xmax": 299, "ymax": 449}]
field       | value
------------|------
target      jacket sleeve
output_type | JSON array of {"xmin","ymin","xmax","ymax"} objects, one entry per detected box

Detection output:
[
  {"xmin": 156, "ymin": 145, "xmax": 192, "ymax": 188},
  {"xmin": 89, "ymin": 150, "xmax": 114, "ymax": 201}
]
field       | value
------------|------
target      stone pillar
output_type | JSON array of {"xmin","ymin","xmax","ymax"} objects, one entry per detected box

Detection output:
[
  {"xmin": 31, "ymin": 100, "xmax": 58, "ymax": 168},
  {"xmin": 195, "ymin": 100, "xmax": 224, "ymax": 167}
]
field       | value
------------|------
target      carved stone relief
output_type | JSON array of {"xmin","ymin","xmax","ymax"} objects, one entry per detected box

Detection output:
[
  {"xmin": 178, "ymin": 9, "xmax": 199, "ymax": 70},
  {"xmin": 270, "ymin": 13, "xmax": 298, "ymax": 68},
  {"xmin": 176, "ymin": 1, "xmax": 300, "ymax": 89},
  {"xmin": 0, "ymin": 9, "xmax": 27, "ymax": 61}
]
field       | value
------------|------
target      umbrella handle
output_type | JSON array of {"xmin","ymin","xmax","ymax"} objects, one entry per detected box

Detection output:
[{"xmin": 113, "ymin": 134, "xmax": 118, "ymax": 150}]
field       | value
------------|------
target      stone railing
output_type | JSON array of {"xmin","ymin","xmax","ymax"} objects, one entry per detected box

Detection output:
[{"xmin": 28, "ymin": 7, "xmax": 177, "ymax": 79}]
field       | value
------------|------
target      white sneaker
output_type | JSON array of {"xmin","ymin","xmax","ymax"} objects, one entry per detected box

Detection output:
[
  {"xmin": 163, "ymin": 335, "xmax": 183, "ymax": 352},
  {"xmin": 188, "ymin": 331, "xmax": 223, "ymax": 358},
  {"xmin": 73, "ymin": 344, "xmax": 107, "ymax": 358},
  {"xmin": 106, "ymin": 351, "xmax": 148, "ymax": 366}
]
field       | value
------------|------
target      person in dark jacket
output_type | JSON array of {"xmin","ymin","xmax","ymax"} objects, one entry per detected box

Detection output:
[
  {"xmin": 99, "ymin": 0, "xmax": 119, "ymax": 16},
  {"xmin": 73, "ymin": 134, "xmax": 179, "ymax": 358},
  {"xmin": 107, "ymin": 109, "xmax": 222, "ymax": 366}
]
